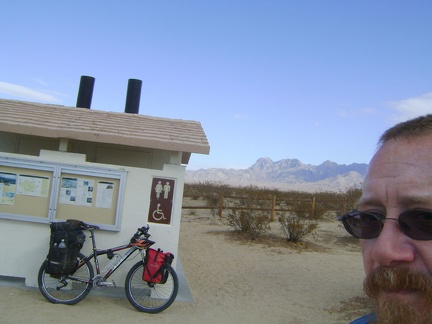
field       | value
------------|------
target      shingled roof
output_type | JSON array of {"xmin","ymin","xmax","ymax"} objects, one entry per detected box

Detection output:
[{"xmin": 0, "ymin": 99, "xmax": 210, "ymax": 155}]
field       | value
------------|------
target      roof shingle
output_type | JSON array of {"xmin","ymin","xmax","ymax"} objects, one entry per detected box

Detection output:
[{"xmin": 0, "ymin": 99, "xmax": 210, "ymax": 155}]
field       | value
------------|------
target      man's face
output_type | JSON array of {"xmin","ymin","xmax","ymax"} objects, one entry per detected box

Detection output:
[{"xmin": 358, "ymin": 136, "xmax": 432, "ymax": 322}]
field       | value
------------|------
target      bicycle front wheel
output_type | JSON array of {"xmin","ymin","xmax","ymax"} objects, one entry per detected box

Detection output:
[
  {"xmin": 125, "ymin": 261, "xmax": 179, "ymax": 313},
  {"xmin": 38, "ymin": 253, "xmax": 94, "ymax": 305}
]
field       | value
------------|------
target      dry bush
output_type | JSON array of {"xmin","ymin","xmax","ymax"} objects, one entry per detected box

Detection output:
[
  {"xmin": 279, "ymin": 212, "xmax": 318, "ymax": 243},
  {"xmin": 225, "ymin": 209, "xmax": 270, "ymax": 239},
  {"xmin": 183, "ymin": 182, "xmax": 361, "ymax": 221},
  {"xmin": 341, "ymin": 187, "xmax": 362, "ymax": 213},
  {"xmin": 224, "ymin": 186, "xmax": 272, "ymax": 239},
  {"xmin": 205, "ymin": 195, "xmax": 219, "ymax": 206},
  {"xmin": 183, "ymin": 181, "xmax": 235, "ymax": 197},
  {"xmin": 287, "ymin": 199, "xmax": 313, "ymax": 218}
]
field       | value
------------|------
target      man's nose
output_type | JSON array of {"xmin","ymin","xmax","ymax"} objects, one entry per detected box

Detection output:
[{"xmin": 370, "ymin": 219, "xmax": 415, "ymax": 266}]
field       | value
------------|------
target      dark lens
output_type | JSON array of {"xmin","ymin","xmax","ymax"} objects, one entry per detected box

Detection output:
[
  {"xmin": 343, "ymin": 211, "xmax": 383, "ymax": 239},
  {"xmin": 400, "ymin": 209, "xmax": 432, "ymax": 240}
]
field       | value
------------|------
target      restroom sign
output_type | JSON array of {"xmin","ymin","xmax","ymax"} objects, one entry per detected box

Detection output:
[{"xmin": 147, "ymin": 177, "xmax": 175, "ymax": 224}]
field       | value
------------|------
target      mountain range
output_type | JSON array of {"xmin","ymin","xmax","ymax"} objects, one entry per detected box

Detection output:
[{"xmin": 185, "ymin": 158, "xmax": 368, "ymax": 192}]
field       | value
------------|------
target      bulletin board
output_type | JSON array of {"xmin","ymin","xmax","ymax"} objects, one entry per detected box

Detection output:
[
  {"xmin": 0, "ymin": 157, "xmax": 127, "ymax": 231},
  {"xmin": 0, "ymin": 165, "xmax": 53, "ymax": 219},
  {"xmin": 55, "ymin": 172, "xmax": 121, "ymax": 226}
]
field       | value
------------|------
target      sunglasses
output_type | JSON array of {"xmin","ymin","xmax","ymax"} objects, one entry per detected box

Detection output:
[{"xmin": 338, "ymin": 209, "xmax": 432, "ymax": 240}]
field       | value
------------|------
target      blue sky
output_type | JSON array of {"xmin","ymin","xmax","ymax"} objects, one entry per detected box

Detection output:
[{"xmin": 1, "ymin": 1, "xmax": 431, "ymax": 170}]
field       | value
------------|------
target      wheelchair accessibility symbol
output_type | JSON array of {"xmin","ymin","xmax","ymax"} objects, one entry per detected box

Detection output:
[
  {"xmin": 148, "ymin": 177, "xmax": 175, "ymax": 224},
  {"xmin": 152, "ymin": 203, "xmax": 166, "ymax": 221}
]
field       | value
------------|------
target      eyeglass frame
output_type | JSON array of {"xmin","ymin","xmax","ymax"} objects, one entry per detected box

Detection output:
[{"xmin": 338, "ymin": 208, "xmax": 432, "ymax": 241}]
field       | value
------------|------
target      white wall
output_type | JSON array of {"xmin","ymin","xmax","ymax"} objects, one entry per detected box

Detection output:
[{"xmin": 0, "ymin": 151, "xmax": 185, "ymax": 287}]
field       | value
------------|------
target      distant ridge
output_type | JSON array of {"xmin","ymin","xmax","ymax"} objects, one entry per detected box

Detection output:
[{"xmin": 185, "ymin": 158, "xmax": 368, "ymax": 192}]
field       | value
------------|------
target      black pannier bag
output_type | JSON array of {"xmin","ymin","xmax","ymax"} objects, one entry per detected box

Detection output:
[{"xmin": 45, "ymin": 221, "xmax": 86, "ymax": 276}]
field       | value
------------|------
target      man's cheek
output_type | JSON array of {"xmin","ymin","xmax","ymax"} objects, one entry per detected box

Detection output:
[{"xmin": 360, "ymin": 240, "xmax": 373, "ymax": 274}]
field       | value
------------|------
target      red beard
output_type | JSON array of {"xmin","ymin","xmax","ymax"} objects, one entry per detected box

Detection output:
[{"xmin": 363, "ymin": 267, "xmax": 432, "ymax": 324}]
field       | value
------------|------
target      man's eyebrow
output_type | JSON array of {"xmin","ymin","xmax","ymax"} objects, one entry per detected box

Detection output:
[
  {"xmin": 399, "ymin": 195, "xmax": 432, "ymax": 207},
  {"xmin": 356, "ymin": 198, "xmax": 383, "ymax": 209}
]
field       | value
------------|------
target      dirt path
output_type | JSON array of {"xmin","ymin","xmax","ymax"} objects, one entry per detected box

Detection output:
[{"xmin": 0, "ymin": 213, "xmax": 373, "ymax": 323}]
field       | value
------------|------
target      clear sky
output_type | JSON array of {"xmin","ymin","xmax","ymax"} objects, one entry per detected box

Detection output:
[{"xmin": 1, "ymin": 1, "xmax": 431, "ymax": 170}]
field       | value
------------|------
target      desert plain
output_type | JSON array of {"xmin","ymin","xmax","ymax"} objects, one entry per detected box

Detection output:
[{"xmin": 0, "ymin": 203, "xmax": 373, "ymax": 324}]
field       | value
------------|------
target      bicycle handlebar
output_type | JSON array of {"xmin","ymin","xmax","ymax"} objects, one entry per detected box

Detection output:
[
  {"xmin": 130, "ymin": 224, "xmax": 151, "ymax": 243},
  {"xmin": 68, "ymin": 219, "xmax": 151, "ymax": 243}
]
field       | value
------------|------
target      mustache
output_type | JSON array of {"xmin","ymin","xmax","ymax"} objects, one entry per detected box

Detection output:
[{"xmin": 364, "ymin": 267, "xmax": 432, "ymax": 298}]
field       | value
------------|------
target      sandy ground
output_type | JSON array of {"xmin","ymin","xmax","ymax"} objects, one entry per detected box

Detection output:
[{"xmin": 0, "ymin": 207, "xmax": 374, "ymax": 324}]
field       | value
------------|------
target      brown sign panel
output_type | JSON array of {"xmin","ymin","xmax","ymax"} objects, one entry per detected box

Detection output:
[{"xmin": 147, "ymin": 177, "xmax": 175, "ymax": 224}]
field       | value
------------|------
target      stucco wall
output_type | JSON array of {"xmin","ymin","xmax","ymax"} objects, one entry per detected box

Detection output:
[
  {"xmin": 0, "ymin": 131, "xmax": 173, "ymax": 169},
  {"xmin": 0, "ymin": 151, "xmax": 185, "ymax": 287}
]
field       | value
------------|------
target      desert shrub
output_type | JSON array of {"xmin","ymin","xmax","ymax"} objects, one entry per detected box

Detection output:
[
  {"xmin": 183, "ymin": 183, "xmax": 362, "ymax": 221},
  {"xmin": 311, "ymin": 202, "xmax": 328, "ymax": 219},
  {"xmin": 342, "ymin": 187, "xmax": 362, "ymax": 213},
  {"xmin": 224, "ymin": 187, "xmax": 272, "ymax": 238},
  {"xmin": 205, "ymin": 195, "xmax": 219, "ymax": 208},
  {"xmin": 288, "ymin": 199, "xmax": 312, "ymax": 218},
  {"xmin": 279, "ymin": 212, "xmax": 318, "ymax": 243},
  {"xmin": 225, "ymin": 209, "xmax": 270, "ymax": 239},
  {"xmin": 184, "ymin": 181, "xmax": 235, "ymax": 197}
]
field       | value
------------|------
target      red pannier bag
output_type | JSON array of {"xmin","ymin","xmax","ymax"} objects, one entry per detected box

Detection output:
[{"xmin": 143, "ymin": 248, "xmax": 174, "ymax": 284}]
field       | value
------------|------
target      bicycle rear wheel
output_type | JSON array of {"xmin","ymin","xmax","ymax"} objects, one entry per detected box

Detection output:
[
  {"xmin": 38, "ymin": 253, "xmax": 94, "ymax": 305},
  {"xmin": 125, "ymin": 261, "xmax": 179, "ymax": 313}
]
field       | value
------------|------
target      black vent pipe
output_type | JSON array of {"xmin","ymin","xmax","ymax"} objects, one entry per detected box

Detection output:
[
  {"xmin": 124, "ymin": 79, "xmax": 142, "ymax": 114},
  {"xmin": 76, "ymin": 76, "xmax": 95, "ymax": 109}
]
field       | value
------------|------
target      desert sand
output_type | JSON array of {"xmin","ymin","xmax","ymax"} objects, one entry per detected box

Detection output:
[{"xmin": 0, "ymin": 207, "xmax": 374, "ymax": 324}]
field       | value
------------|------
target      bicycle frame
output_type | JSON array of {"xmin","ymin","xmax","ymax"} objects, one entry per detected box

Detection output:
[
  {"xmin": 38, "ymin": 222, "xmax": 178, "ymax": 313},
  {"xmin": 73, "ymin": 227, "xmax": 154, "ymax": 283}
]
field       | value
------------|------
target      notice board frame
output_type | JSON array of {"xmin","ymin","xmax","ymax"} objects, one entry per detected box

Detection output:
[{"xmin": 0, "ymin": 157, "xmax": 127, "ymax": 231}]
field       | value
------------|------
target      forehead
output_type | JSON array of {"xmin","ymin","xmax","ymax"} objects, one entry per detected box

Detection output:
[
  {"xmin": 361, "ymin": 137, "xmax": 432, "ymax": 208},
  {"xmin": 371, "ymin": 139, "xmax": 431, "ymax": 172}
]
